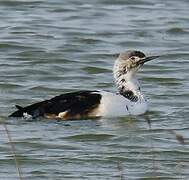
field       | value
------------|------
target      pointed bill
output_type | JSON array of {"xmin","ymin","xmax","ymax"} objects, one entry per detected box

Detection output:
[{"xmin": 138, "ymin": 55, "xmax": 160, "ymax": 65}]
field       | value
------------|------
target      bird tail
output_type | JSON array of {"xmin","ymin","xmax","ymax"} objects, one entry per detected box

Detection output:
[
  {"xmin": 9, "ymin": 105, "xmax": 26, "ymax": 117},
  {"xmin": 9, "ymin": 104, "xmax": 42, "ymax": 118}
]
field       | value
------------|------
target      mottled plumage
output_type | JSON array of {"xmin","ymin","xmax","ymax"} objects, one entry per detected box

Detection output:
[{"xmin": 9, "ymin": 50, "xmax": 159, "ymax": 120}]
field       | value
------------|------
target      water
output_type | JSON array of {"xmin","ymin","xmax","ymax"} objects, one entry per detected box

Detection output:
[{"xmin": 0, "ymin": 0, "xmax": 189, "ymax": 179}]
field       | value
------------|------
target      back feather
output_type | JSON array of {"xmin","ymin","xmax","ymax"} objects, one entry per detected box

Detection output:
[{"xmin": 9, "ymin": 91, "xmax": 101, "ymax": 119}]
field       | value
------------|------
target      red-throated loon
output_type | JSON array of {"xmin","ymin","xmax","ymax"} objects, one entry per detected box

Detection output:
[{"xmin": 9, "ymin": 50, "xmax": 159, "ymax": 120}]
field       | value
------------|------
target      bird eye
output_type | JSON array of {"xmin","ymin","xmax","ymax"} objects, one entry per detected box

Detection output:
[{"xmin": 130, "ymin": 56, "xmax": 135, "ymax": 60}]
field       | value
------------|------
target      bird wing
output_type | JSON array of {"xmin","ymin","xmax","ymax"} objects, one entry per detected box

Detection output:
[{"xmin": 9, "ymin": 91, "xmax": 102, "ymax": 120}]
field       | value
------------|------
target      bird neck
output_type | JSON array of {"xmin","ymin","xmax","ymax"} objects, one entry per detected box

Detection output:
[{"xmin": 113, "ymin": 61, "xmax": 144, "ymax": 102}]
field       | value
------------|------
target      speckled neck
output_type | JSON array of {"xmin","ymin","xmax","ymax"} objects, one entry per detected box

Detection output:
[{"xmin": 113, "ymin": 59, "xmax": 143, "ymax": 102}]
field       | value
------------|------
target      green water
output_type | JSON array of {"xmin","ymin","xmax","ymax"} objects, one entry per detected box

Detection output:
[{"xmin": 0, "ymin": 0, "xmax": 189, "ymax": 179}]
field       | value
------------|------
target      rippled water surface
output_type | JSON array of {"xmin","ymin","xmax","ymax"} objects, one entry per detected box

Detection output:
[{"xmin": 0, "ymin": 0, "xmax": 189, "ymax": 179}]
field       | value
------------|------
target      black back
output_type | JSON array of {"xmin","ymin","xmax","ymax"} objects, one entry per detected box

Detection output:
[{"xmin": 9, "ymin": 91, "xmax": 102, "ymax": 118}]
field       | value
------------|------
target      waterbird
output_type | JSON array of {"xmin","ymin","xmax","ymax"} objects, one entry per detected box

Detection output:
[{"xmin": 9, "ymin": 50, "xmax": 159, "ymax": 120}]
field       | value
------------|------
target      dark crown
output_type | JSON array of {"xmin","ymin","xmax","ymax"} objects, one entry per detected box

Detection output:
[{"xmin": 119, "ymin": 50, "xmax": 146, "ymax": 60}]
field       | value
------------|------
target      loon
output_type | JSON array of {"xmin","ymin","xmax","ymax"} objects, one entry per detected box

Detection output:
[{"xmin": 9, "ymin": 50, "xmax": 159, "ymax": 120}]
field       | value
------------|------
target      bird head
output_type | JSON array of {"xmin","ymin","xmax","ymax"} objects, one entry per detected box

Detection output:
[{"xmin": 116, "ymin": 50, "xmax": 159, "ymax": 74}]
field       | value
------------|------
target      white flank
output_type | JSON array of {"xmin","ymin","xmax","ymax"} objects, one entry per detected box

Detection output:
[
  {"xmin": 94, "ymin": 91, "xmax": 148, "ymax": 117},
  {"xmin": 23, "ymin": 112, "xmax": 33, "ymax": 120}
]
